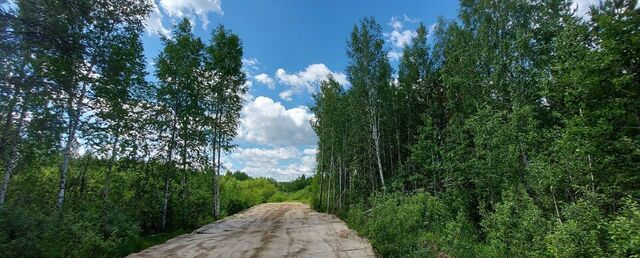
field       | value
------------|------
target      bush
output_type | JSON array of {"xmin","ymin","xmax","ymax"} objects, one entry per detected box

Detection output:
[
  {"xmin": 220, "ymin": 176, "xmax": 278, "ymax": 215},
  {"xmin": 0, "ymin": 158, "xmax": 301, "ymax": 257},
  {"xmin": 482, "ymin": 187, "xmax": 549, "ymax": 257},
  {"xmin": 339, "ymin": 192, "xmax": 491, "ymax": 258},
  {"xmin": 545, "ymin": 199, "xmax": 605, "ymax": 257},
  {"xmin": 268, "ymin": 185, "xmax": 312, "ymax": 203},
  {"xmin": 432, "ymin": 211, "xmax": 490, "ymax": 258},
  {"xmin": 364, "ymin": 193, "xmax": 429, "ymax": 257},
  {"xmin": 607, "ymin": 199, "xmax": 640, "ymax": 257},
  {"xmin": 0, "ymin": 203, "xmax": 140, "ymax": 258}
]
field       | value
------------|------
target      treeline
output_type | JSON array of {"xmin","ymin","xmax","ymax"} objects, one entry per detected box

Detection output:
[
  {"xmin": 312, "ymin": 0, "xmax": 639, "ymax": 257},
  {"xmin": 0, "ymin": 0, "xmax": 254, "ymax": 257}
]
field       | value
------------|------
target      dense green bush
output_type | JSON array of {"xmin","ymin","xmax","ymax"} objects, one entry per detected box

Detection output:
[
  {"xmin": 545, "ymin": 199, "xmax": 606, "ymax": 257},
  {"xmin": 438, "ymin": 212, "xmax": 485, "ymax": 258},
  {"xmin": 364, "ymin": 193, "xmax": 428, "ymax": 257},
  {"xmin": 269, "ymin": 185, "xmax": 313, "ymax": 203},
  {"xmin": 0, "ymin": 203, "xmax": 140, "ymax": 257},
  {"xmin": 342, "ymin": 192, "xmax": 481, "ymax": 257},
  {"xmin": 607, "ymin": 199, "xmax": 640, "ymax": 257},
  {"xmin": 339, "ymin": 190, "xmax": 640, "ymax": 258},
  {"xmin": 220, "ymin": 176, "xmax": 278, "ymax": 215},
  {"xmin": 0, "ymin": 159, "xmax": 312, "ymax": 257},
  {"xmin": 482, "ymin": 187, "xmax": 549, "ymax": 257}
]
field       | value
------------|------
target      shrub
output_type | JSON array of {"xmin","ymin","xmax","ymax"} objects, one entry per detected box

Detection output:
[
  {"xmin": 482, "ymin": 187, "xmax": 549, "ymax": 257},
  {"xmin": 220, "ymin": 176, "xmax": 278, "ymax": 215},
  {"xmin": 439, "ymin": 212, "xmax": 484, "ymax": 258},
  {"xmin": 545, "ymin": 199, "xmax": 605, "ymax": 257},
  {"xmin": 607, "ymin": 199, "xmax": 640, "ymax": 257},
  {"xmin": 363, "ymin": 193, "xmax": 429, "ymax": 257},
  {"xmin": 0, "ymin": 203, "xmax": 140, "ymax": 258}
]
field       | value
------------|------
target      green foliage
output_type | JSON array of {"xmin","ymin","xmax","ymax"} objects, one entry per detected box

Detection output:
[
  {"xmin": 270, "ymin": 185, "xmax": 313, "ymax": 203},
  {"xmin": 482, "ymin": 187, "xmax": 549, "ymax": 257},
  {"xmin": 341, "ymin": 193, "xmax": 488, "ymax": 257},
  {"xmin": 545, "ymin": 199, "xmax": 606, "ymax": 257},
  {"xmin": 364, "ymin": 193, "xmax": 428, "ymax": 257},
  {"xmin": 278, "ymin": 174, "xmax": 313, "ymax": 192},
  {"xmin": 227, "ymin": 171, "xmax": 250, "ymax": 181},
  {"xmin": 438, "ymin": 212, "xmax": 484, "ymax": 258},
  {"xmin": 312, "ymin": 1, "xmax": 640, "ymax": 257},
  {"xmin": 220, "ymin": 176, "xmax": 276, "ymax": 216},
  {"xmin": 0, "ymin": 157, "xmax": 306, "ymax": 257},
  {"xmin": 607, "ymin": 199, "xmax": 640, "ymax": 257},
  {"xmin": 0, "ymin": 202, "xmax": 140, "ymax": 257}
]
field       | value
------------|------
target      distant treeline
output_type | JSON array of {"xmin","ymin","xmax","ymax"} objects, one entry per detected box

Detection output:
[{"xmin": 311, "ymin": 1, "xmax": 639, "ymax": 257}]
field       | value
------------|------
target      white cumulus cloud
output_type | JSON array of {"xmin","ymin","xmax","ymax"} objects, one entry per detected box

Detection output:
[
  {"xmin": 571, "ymin": 0, "xmax": 599, "ymax": 18},
  {"xmin": 387, "ymin": 16, "xmax": 417, "ymax": 48},
  {"xmin": 388, "ymin": 28, "xmax": 416, "ymax": 49},
  {"xmin": 240, "ymin": 158, "xmax": 315, "ymax": 181},
  {"xmin": 388, "ymin": 50, "xmax": 403, "ymax": 62},
  {"xmin": 238, "ymin": 96, "xmax": 316, "ymax": 146},
  {"xmin": 229, "ymin": 140, "xmax": 317, "ymax": 181},
  {"xmin": 231, "ymin": 147, "xmax": 301, "ymax": 165},
  {"xmin": 275, "ymin": 64, "xmax": 348, "ymax": 101},
  {"xmin": 569, "ymin": 0, "xmax": 639, "ymax": 19}
]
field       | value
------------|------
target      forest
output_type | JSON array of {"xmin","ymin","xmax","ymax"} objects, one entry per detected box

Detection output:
[
  {"xmin": 0, "ymin": 1, "xmax": 311, "ymax": 257},
  {"xmin": 310, "ymin": 0, "xmax": 640, "ymax": 257},
  {"xmin": 1, "ymin": 0, "xmax": 639, "ymax": 257}
]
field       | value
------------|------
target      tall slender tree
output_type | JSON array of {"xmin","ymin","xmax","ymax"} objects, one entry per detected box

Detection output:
[
  {"xmin": 92, "ymin": 29, "xmax": 147, "ymax": 201},
  {"xmin": 346, "ymin": 17, "xmax": 393, "ymax": 192},
  {"xmin": 203, "ymin": 25, "xmax": 246, "ymax": 219},
  {"xmin": 155, "ymin": 18, "xmax": 205, "ymax": 230}
]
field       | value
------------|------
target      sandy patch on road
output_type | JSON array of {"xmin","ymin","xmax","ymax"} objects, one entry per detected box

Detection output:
[{"xmin": 127, "ymin": 202, "xmax": 375, "ymax": 258}]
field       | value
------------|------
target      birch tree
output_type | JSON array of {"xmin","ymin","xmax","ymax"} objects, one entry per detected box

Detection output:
[
  {"xmin": 155, "ymin": 18, "xmax": 205, "ymax": 230},
  {"xmin": 92, "ymin": 30, "xmax": 147, "ymax": 201},
  {"xmin": 346, "ymin": 17, "xmax": 392, "ymax": 191},
  {"xmin": 203, "ymin": 25, "xmax": 246, "ymax": 219}
]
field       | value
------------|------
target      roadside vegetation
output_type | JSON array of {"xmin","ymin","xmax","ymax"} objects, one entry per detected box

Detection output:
[
  {"xmin": 1, "ymin": 0, "xmax": 639, "ymax": 257},
  {"xmin": 0, "ymin": 1, "xmax": 310, "ymax": 257},
  {"xmin": 311, "ymin": 1, "xmax": 640, "ymax": 257},
  {"xmin": 0, "ymin": 160, "xmax": 311, "ymax": 257}
]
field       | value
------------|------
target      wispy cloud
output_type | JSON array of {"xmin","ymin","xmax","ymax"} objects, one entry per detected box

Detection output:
[
  {"xmin": 145, "ymin": 0, "xmax": 224, "ymax": 36},
  {"xmin": 255, "ymin": 73, "xmax": 275, "ymax": 89},
  {"xmin": 385, "ymin": 15, "xmax": 420, "ymax": 61},
  {"xmin": 160, "ymin": 0, "xmax": 223, "ymax": 28},
  {"xmin": 145, "ymin": 1, "xmax": 171, "ymax": 36}
]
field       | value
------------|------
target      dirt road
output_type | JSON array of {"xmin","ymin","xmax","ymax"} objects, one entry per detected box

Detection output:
[{"xmin": 127, "ymin": 202, "xmax": 375, "ymax": 258}]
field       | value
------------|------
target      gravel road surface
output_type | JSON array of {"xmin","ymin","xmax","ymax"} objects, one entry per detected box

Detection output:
[{"xmin": 127, "ymin": 202, "xmax": 375, "ymax": 258}]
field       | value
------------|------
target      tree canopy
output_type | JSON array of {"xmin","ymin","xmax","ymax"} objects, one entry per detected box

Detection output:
[{"xmin": 312, "ymin": 1, "xmax": 640, "ymax": 257}]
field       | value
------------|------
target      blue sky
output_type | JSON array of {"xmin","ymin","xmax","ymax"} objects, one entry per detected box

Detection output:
[{"xmin": 140, "ymin": 0, "xmax": 599, "ymax": 181}]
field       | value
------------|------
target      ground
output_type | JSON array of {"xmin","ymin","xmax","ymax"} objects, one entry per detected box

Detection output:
[{"xmin": 127, "ymin": 202, "xmax": 375, "ymax": 258}]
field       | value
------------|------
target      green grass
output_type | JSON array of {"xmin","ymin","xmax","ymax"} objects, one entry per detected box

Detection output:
[{"xmin": 120, "ymin": 228, "xmax": 193, "ymax": 255}]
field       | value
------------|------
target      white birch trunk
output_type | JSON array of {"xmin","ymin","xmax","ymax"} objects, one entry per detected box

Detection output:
[
  {"xmin": 103, "ymin": 134, "xmax": 119, "ymax": 200},
  {"xmin": 162, "ymin": 116, "xmax": 178, "ymax": 230},
  {"xmin": 0, "ymin": 103, "xmax": 27, "ymax": 204},
  {"xmin": 56, "ymin": 84, "xmax": 87, "ymax": 208}
]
